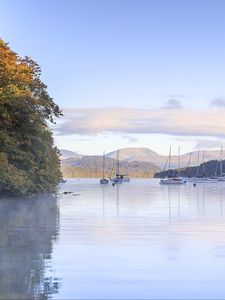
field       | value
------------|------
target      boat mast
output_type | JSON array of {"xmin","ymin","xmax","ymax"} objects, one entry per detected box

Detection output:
[
  {"xmin": 220, "ymin": 146, "xmax": 223, "ymax": 176},
  {"xmin": 178, "ymin": 146, "xmax": 180, "ymax": 176},
  {"xmin": 197, "ymin": 150, "xmax": 200, "ymax": 177},
  {"xmin": 188, "ymin": 152, "xmax": 192, "ymax": 177},
  {"xmin": 202, "ymin": 150, "xmax": 205, "ymax": 177},
  {"xmin": 168, "ymin": 146, "xmax": 171, "ymax": 176},
  {"xmin": 102, "ymin": 151, "xmax": 105, "ymax": 179},
  {"xmin": 116, "ymin": 150, "xmax": 120, "ymax": 176}
]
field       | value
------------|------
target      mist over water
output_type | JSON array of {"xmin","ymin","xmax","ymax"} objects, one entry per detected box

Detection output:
[
  {"xmin": 1, "ymin": 179, "xmax": 225, "ymax": 299},
  {"xmin": 0, "ymin": 195, "xmax": 60, "ymax": 299}
]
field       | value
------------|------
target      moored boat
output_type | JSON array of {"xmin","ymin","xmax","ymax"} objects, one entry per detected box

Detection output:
[
  {"xmin": 100, "ymin": 151, "xmax": 109, "ymax": 184},
  {"xmin": 188, "ymin": 176, "xmax": 218, "ymax": 183},
  {"xmin": 159, "ymin": 146, "xmax": 186, "ymax": 185},
  {"xmin": 110, "ymin": 174, "xmax": 130, "ymax": 183},
  {"xmin": 211, "ymin": 146, "xmax": 225, "ymax": 181},
  {"xmin": 188, "ymin": 149, "xmax": 222, "ymax": 183},
  {"xmin": 100, "ymin": 178, "xmax": 109, "ymax": 184},
  {"xmin": 110, "ymin": 150, "xmax": 130, "ymax": 183},
  {"xmin": 160, "ymin": 177, "xmax": 186, "ymax": 185}
]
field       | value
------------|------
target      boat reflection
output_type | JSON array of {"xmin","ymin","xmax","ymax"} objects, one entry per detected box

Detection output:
[
  {"xmin": 101, "ymin": 181, "xmax": 225, "ymax": 221},
  {"xmin": 160, "ymin": 182, "xmax": 225, "ymax": 221}
]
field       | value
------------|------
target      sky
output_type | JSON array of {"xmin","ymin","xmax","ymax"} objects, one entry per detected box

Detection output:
[{"xmin": 1, "ymin": 0, "xmax": 225, "ymax": 155}]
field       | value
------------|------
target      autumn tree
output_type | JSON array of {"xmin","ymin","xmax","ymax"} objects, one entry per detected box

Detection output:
[{"xmin": 0, "ymin": 38, "xmax": 62, "ymax": 194}]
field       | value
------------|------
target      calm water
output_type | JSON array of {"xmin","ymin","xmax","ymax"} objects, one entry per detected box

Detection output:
[{"xmin": 1, "ymin": 179, "xmax": 225, "ymax": 299}]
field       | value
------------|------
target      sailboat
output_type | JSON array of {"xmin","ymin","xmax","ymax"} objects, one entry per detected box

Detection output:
[
  {"xmin": 218, "ymin": 146, "xmax": 225, "ymax": 181},
  {"xmin": 189, "ymin": 150, "xmax": 207, "ymax": 182},
  {"xmin": 211, "ymin": 146, "xmax": 225, "ymax": 181},
  {"xmin": 110, "ymin": 150, "xmax": 130, "ymax": 183},
  {"xmin": 160, "ymin": 147, "xmax": 186, "ymax": 185},
  {"xmin": 189, "ymin": 150, "xmax": 203, "ymax": 182},
  {"xmin": 189, "ymin": 150, "xmax": 218, "ymax": 183},
  {"xmin": 99, "ymin": 151, "xmax": 109, "ymax": 184}
]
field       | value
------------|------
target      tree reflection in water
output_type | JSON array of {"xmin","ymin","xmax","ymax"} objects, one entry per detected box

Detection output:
[{"xmin": 0, "ymin": 195, "xmax": 60, "ymax": 299}]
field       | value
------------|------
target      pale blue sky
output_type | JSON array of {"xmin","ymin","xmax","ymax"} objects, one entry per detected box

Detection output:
[{"xmin": 1, "ymin": 0, "xmax": 225, "ymax": 154}]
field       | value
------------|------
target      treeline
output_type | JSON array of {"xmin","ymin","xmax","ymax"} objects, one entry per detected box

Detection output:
[
  {"xmin": 0, "ymin": 39, "xmax": 62, "ymax": 195},
  {"xmin": 154, "ymin": 159, "xmax": 224, "ymax": 178},
  {"xmin": 61, "ymin": 156, "xmax": 160, "ymax": 178}
]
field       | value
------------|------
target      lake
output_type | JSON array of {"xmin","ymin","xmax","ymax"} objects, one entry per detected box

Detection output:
[{"xmin": 1, "ymin": 179, "xmax": 225, "ymax": 299}]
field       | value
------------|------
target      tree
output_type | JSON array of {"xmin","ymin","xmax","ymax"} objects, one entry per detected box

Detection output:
[{"xmin": 0, "ymin": 38, "xmax": 62, "ymax": 194}]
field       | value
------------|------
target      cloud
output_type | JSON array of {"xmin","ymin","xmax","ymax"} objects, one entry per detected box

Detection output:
[
  {"xmin": 175, "ymin": 137, "xmax": 225, "ymax": 149},
  {"xmin": 211, "ymin": 98, "xmax": 225, "ymax": 108},
  {"xmin": 54, "ymin": 106, "xmax": 225, "ymax": 139},
  {"xmin": 193, "ymin": 139, "xmax": 225, "ymax": 150},
  {"xmin": 122, "ymin": 135, "xmax": 138, "ymax": 143},
  {"xmin": 162, "ymin": 99, "xmax": 183, "ymax": 109},
  {"xmin": 164, "ymin": 94, "xmax": 185, "ymax": 98}
]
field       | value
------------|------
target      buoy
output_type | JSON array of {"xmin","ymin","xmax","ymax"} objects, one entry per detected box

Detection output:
[{"xmin": 193, "ymin": 183, "xmax": 196, "ymax": 187}]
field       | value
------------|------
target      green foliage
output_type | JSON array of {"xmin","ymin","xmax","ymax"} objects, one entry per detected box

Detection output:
[
  {"xmin": 0, "ymin": 39, "xmax": 62, "ymax": 195},
  {"xmin": 154, "ymin": 159, "xmax": 224, "ymax": 178}
]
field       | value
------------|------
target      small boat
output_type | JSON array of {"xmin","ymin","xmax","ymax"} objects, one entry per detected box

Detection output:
[
  {"xmin": 188, "ymin": 176, "xmax": 219, "ymax": 183},
  {"xmin": 188, "ymin": 150, "xmax": 220, "ymax": 183},
  {"xmin": 212, "ymin": 146, "xmax": 225, "ymax": 181},
  {"xmin": 100, "ymin": 178, "xmax": 109, "ymax": 184},
  {"xmin": 110, "ymin": 150, "xmax": 130, "ymax": 183},
  {"xmin": 160, "ymin": 146, "xmax": 186, "ymax": 185},
  {"xmin": 110, "ymin": 174, "xmax": 130, "ymax": 183},
  {"xmin": 160, "ymin": 177, "xmax": 186, "ymax": 185},
  {"xmin": 99, "ymin": 151, "xmax": 109, "ymax": 184}
]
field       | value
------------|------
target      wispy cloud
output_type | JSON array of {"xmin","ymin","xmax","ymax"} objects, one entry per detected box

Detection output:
[
  {"xmin": 55, "ymin": 107, "xmax": 225, "ymax": 138},
  {"xmin": 162, "ymin": 99, "xmax": 183, "ymax": 109},
  {"xmin": 122, "ymin": 135, "xmax": 138, "ymax": 143},
  {"xmin": 164, "ymin": 94, "xmax": 185, "ymax": 98},
  {"xmin": 194, "ymin": 139, "xmax": 225, "ymax": 149},
  {"xmin": 211, "ymin": 98, "xmax": 225, "ymax": 108},
  {"xmin": 175, "ymin": 137, "xmax": 225, "ymax": 149}
]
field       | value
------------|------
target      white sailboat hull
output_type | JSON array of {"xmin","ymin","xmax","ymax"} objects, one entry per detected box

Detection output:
[
  {"xmin": 187, "ymin": 177, "xmax": 219, "ymax": 183},
  {"xmin": 110, "ymin": 177, "xmax": 130, "ymax": 183},
  {"xmin": 100, "ymin": 178, "xmax": 109, "ymax": 184},
  {"xmin": 160, "ymin": 177, "xmax": 186, "ymax": 185}
]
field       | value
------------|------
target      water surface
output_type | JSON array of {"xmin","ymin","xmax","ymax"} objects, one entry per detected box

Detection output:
[{"xmin": 1, "ymin": 179, "xmax": 225, "ymax": 299}]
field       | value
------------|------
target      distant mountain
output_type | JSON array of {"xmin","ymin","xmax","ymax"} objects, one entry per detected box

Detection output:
[
  {"xmin": 60, "ymin": 147, "xmax": 225, "ymax": 177},
  {"xmin": 168, "ymin": 150, "xmax": 223, "ymax": 169},
  {"xmin": 60, "ymin": 149, "xmax": 82, "ymax": 160},
  {"xmin": 61, "ymin": 155, "xmax": 161, "ymax": 178},
  {"xmin": 106, "ymin": 147, "xmax": 224, "ymax": 169},
  {"xmin": 106, "ymin": 147, "xmax": 160, "ymax": 162}
]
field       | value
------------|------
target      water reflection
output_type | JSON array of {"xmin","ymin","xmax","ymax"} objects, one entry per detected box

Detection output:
[
  {"xmin": 160, "ymin": 183, "xmax": 225, "ymax": 220},
  {"xmin": 0, "ymin": 195, "xmax": 59, "ymax": 299},
  {"xmin": 3, "ymin": 180, "xmax": 225, "ymax": 299},
  {"xmin": 116, "ymin": 184, "xmax": 120, "ymax": 217},
  {"xmin": 55, "ymin": 180, "xmax": 225, "ymax": 299},
  {"xmin": 102, "ymin": 184, "xmax": 105, "ymax": 217}
]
